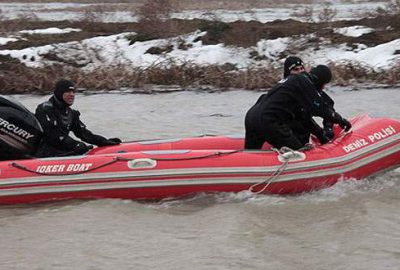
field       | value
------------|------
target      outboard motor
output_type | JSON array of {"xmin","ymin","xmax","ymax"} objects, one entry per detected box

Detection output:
[{"xmin": 0, "ymin": 95, "xmax": 43, "ymax": 160}]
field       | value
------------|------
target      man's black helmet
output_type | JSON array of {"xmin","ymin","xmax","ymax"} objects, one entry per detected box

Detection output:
[
  {"xmin": 284, "ymin": 56, "xmax": 304, "ymax": 78},
  {"xmin": 54, "ymin": 79, "xmax": 75, "ymax": 100},
  {"xmin": 309, "ymin": 65, "xmax": 332, "ymax": 90}
]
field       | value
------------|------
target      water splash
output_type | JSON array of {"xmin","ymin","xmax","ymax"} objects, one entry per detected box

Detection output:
[
  {"xmin": 145, "ymin": 169, "xmax": 400, "ymax": 211},
  {"xmin": 287, "ymin": 170, "xmax": 400, "ymax": 204}
]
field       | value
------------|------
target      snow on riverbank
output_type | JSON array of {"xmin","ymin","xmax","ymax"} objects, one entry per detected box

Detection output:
[
  {"xmin": 0, "ymin": 1, "xmax": 398, "ymax": 72},
  {"xmin": 1, "ymin": 26, "xmax": 399, "ymax": 72}
]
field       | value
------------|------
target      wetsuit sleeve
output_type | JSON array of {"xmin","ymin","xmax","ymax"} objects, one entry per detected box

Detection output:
[
  {"xmin": 296, "ymin": 75, "xmax": 342, "ymax": 124},
  {"xmin": 71, "ymin": 111, "xmax": 110, "ymax": 146},
  {"xmin": 321, "ymin": 91, "xmax": 335, "ymax": 107},
  {"xmin": 306, "ymin": 119, "xmax": 324, "ymax": 137},
  {"xmin": 320, "ymin": 91, "xmax": 334, "ymax": 128},
  {"xmin": 319, "ymin": 91, "xmax": 351, "ymax": 131},
  {"xmin": 304, "ymin": 119, "xmax": 329, "ymax": 144},
  {"xmin": 35, "ymin": 103, "xmax": 81, "ymax": 150}
]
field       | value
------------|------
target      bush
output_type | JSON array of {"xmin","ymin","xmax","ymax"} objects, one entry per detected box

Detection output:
[
  {"xmin": 364, "ymin": 0, "xmax": 400, "ymax": 17},
  {"xmin": 80, "ymin": 4, "xmax": 108, "ymax": 23},
  {"xmin": 127, "ymin": 33, "xmax": 154, "ymax": 44},
  {"xmin": 145, "ymin": 45, "xmax": 173, "ymax": 55},
  {"xmin": 387, "ymin": 0, "xmax": 400, "ymax": 14},
  {"xmin": 135, "ymin": 0, "xmax": 179, "ymax": 39},
  {"xmin": 291, "ymin": 2, "xmax": 337, "ymax": 23},
  {"xmin": 318, "ymin": 2, "xmax": 337, "ymax": 23},
  {"xmin": 198, "ymin": 20, "xmax": 230, "ymax": 44},
  {"xmin": 291, "ymin": 6, "xmax": 314, "ymax": 23}
]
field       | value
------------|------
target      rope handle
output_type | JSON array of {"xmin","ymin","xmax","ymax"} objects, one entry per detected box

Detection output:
[
  {"xmin": 118, "ymin": 150, "xmax": 241, "ymax": 162},
  {"xmin": 10, "ymin": 150, "xmax": 242, "ymax": 176},
  {"xmin": 248, "ymin": 159, "xmax": 289, "ymax": 194},
  {"xmin": 11, "ymin": 157, "xmax": 120, "ymax": 176}
]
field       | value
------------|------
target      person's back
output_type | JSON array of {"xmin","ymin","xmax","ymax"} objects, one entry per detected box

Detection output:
[
  {"xmin": 251, "ymin": 72, "xmax": 329, "ymax": 123},
  {"xmin": 245, "ymin": 73, "xmax": 317, "ymax": 149},
  {"xmin": 244, "ymin": 66, "xmax": 351, "ymax": 150}
]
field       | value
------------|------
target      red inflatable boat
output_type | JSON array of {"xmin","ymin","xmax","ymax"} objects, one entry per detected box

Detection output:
[{"xmin": 0, "ymin": 114, "xmax": 399, "ymax": 204}]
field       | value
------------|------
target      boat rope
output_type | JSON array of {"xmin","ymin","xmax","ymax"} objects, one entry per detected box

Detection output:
[
  {"xmin": 120, "ymin": 133, "xmax": 218, "ymax": 143},
  {"xmin": 248, "ymin": 147, "xmax": 300, "ymax": 194},
  {"xmin": 10, "ymin": 158, "xmax": 121, "ymax": 176},
  {"xmin": 197, "ymin": 133, "xmax": 217, "ymax": 137},
  {"xmin": 334, "ymin": 129, "xmax": 353, "ymax": 143},
  {"xmin": 116, "ymin": 150, "xmax": 241, "ymax": 162},
  {"xmin": 9, "ymin": 150, "xmax": 242, "ymax": 176}
]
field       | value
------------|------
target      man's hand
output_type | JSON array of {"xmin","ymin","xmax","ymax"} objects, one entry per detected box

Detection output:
[
  {"xmin": 323, "ymin": 127, "xmax": 334, "ymax": 140},
  {"xmin": 96, "ymin": 137, "xmax": 122, "ymax": 146},
  {"xmin": 108, "ymin": 138, "xmax": 122, "ymax": 144},
  {"xmin": 338, "ymin": 118, "xmax": 352, "ymax": 132},
  {"xmin": 74, "ymin": 142, "xmax": 93, "ymax": 154},
  {"xmin": 317, "ymin": 134, "xmax": 330, "ymax": 145},
  {"xmin": 333, "ymin": 112, "xmax": 352, "ymax": 132}
]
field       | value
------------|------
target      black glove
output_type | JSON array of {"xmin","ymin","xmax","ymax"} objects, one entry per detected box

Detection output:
[
  {"xmin": 323, "ymin": 127, "xmax": 335, "ymax": 140},
  {"xmin": 318, "ymin": 134, "xmax": 330, "ymax": 145},
  {"xmin": 108, "ymin": 137, "xmax": 122, "ymax": 144},
  {"xmin": 332, "ymin": 112, "xmax": 352, "ymax": 132},
  {"xmin": 74, "ymin": 142, "xmax": 93, "ymax": 155},
  {"xmin": 98, "ymin": 138, "xmax": 121, "ymax": 146},
  {"xmin": 310, "ymin": 123, "xmax": 329, "ymax": 145},
  {"xmin": 338, "ymin": 117, "xmax": 352, "ymax": 132}
]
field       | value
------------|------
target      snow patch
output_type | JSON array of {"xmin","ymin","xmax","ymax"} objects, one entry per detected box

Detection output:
[
  {"xmin": 19, "ymin": 27, "xmax": 81, "ymax": 35},
  {"xmin": 0, "ymin": 37, "xmax": 18, "ymax": 46},
  {"xmin": 334, "ymin": 25, "xmax": 374, "ymax": 37},
  {"xmin": 0, "ymin": 29, "xmax": 398, "ymax": 72}
]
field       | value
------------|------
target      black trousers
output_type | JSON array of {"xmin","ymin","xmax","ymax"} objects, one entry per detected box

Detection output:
[{"xmin": 244, "ymin": 119, "xmax": 306, "ymax": 150}]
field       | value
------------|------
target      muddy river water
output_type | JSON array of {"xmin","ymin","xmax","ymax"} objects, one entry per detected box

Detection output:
[{"xmin": 1, "ymin": 86, "xmax": 399, "ymax": 270}]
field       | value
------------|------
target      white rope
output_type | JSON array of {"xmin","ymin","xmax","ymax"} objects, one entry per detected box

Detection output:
[
  {"xmin": 335, "ymin": 128, "xmax": 353, "ymax": 143},
  {"xmin": 248, "ymin": 147, "xmax": 296, "ymax": 194}
]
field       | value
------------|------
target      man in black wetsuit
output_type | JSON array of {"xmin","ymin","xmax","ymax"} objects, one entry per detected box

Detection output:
[
  {"xmin": 311, "ymin": 66, "xmax": 337, "ymax": 140},
  {"xmin": 244, "ymin": 65, "xmax": 351, "ymax": 150},
  {"xmin": 35, "ymin": 79, "xmax": 122, "ymax": 157},
  {"xmin": 283, "ymin": 57, "xmax": 337, "ymax": 144},
  {"xmin": 281, "ymin": 56, "xmax": 320, "ymax": 145}
]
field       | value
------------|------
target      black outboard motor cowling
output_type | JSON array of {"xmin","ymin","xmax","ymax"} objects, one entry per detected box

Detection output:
[{"xmin": 0, "ymin": 95, "xmax": 43, "ymax": 160}]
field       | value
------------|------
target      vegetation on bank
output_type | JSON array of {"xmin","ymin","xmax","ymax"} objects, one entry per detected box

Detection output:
[
  {"xmin": 1, "ymin": 59, "xmax": 398, "ymax": 95},
  {"xmin": 0, "ymin": 0, "xmax": 399, "ymax": 94}
]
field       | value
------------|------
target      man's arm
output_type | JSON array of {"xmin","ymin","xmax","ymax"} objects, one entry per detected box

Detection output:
[
  {"xmin": 71, "ymin": 111, "xmax": 120, "ymax": 146},
  {"xmin": 296, "ymin": 74, "xmax": 352, "ymax": 131},
  {"xmin": 305, "ymin": 118, "xmax": 329, "ymax": 144}
]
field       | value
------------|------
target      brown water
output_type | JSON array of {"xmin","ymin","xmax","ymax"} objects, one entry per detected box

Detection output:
[{"xmin": 1, "ymin": 87, "xmax": 400, "ymax": 270}]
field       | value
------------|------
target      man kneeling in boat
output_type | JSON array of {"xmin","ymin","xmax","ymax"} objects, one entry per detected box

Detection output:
[
  {"xmin": 34, "ymin": 79, "xmax": 122, "ymax": 157},
  {"xmin": 281, "ymin": 57, "xmax": 338, "ymax": 145},
  {"xmin": 244, "ymin": 65, "xmax": 352, "ymax": 150}
]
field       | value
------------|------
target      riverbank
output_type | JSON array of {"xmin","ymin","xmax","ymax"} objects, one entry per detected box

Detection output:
[{"xmin": 0, "ymin": 1, "xmax": 399, "ymax": 94}]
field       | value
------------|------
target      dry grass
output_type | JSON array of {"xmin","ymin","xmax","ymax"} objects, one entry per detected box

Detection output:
[
  {"xmin": 0, "ymin": 61, "xmax": 279, "ymax": 94},
  {"xmin": 1, "ymin": 58, "xmax": 398, "ymax": 95},
  {"xmin": 331, "ymin": 62, "xmax": 400, "ymax": 87}
]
